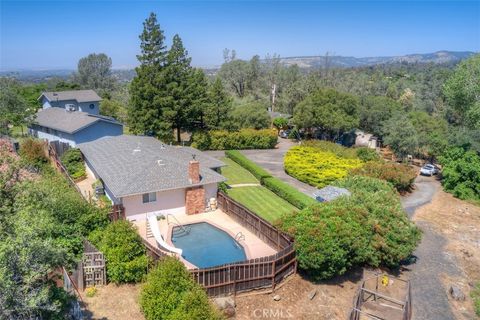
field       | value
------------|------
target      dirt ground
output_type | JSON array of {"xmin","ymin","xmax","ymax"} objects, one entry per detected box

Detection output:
[
  {"xmin": 413, "ymin": 190, "xmax": 480, "ymax": 319},
  {"xmin": 81, "ymin": 283, "xmax": 144, "ymax": 320}
]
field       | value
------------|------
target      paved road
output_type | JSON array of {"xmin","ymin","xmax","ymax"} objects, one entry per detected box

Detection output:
[
  {"xmin": 401, "ymin": 176, "xmax": 461, "ymax": 320},
  {"xmin": 205, "ymin": 139, "xmax": 318, "ymax": 197},
  {"xmin": 240, "ymin": 139, "xmax": 318, "ymax": 197}
]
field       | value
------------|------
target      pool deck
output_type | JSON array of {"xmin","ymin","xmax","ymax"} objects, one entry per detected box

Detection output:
[{"xmin": 133, "ymin": 209, "xmax": 277, "ymax": 269}]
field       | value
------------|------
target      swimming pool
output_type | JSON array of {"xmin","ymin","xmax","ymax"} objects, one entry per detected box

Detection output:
[{"xmin": 171, "ymin": 222, "xmax": 246, "ymax": 268}]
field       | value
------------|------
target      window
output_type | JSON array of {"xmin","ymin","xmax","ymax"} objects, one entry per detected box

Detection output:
[
  {"xmin": 89, "ymin": 103, "xmax": 95, "ymax": 110},
  {"xmin": 142, "ymin": 192, "xmax": 156, "ymax": 203}
]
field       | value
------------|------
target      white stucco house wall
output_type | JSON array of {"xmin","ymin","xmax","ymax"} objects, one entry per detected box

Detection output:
[
  {"xmin": 77, "ymin": 135, "xmax": 226, "ymax": 221},
  {"xmin": 38, "ymin": 89, "xmax": 102, "ymax": 115}
]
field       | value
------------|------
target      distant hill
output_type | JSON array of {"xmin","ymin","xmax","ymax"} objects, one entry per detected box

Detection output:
[
  {"xmin": 278, "ymin": 51, "xmax": 476, "ymax": 69},
  {"xmin": 1, "ymin": 51, "xmax": 475, "ymax": 82}
]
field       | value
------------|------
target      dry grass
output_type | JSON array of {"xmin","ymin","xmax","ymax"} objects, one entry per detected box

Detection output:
[
  {"xmin": 81, "ymin": 283, "xmax": 144, "ymax": 320},
  {"xmin": 414, "ymin": 190, "xmax": 480, "ymax": 319}
]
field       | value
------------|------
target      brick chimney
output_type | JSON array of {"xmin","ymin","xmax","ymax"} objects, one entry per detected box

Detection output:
[
  {"xmin": 186, "ymin": 156, "xmax": 204, "ymax": 215},
  {"xmin": 188, "ymin": 158, "xmax": 200, "ymax": 184}
]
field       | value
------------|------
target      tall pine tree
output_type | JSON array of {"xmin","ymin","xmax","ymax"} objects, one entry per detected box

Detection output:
[
  {"xmin": 129, "ymin": 13, "xmax": 170, "ymax": 138},
  {"xmin": 204, "ymin": 77, "xmax": 233, "ymax": 129},
  {"xmin": 163, "ymin": 35, "xmax": 209, "ymax": 142}
]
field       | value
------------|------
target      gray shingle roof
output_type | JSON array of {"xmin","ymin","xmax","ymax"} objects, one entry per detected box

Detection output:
[
  {"xmin": 40, "ymin": 90, "xmax": 102, "ymax": 103},
  {"xmin": 33, "ymin": 108, "xmax": 122, "ymax": 134},
  {"xmin": 77, "ymin": 135, "xmax": 226, "ymax": 198}
]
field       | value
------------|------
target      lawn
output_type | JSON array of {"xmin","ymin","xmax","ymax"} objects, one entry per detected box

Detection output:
[
  {"xmin": 220, "ymin": 157, "xmax": 258, "ymax": 185},
  {"xmin": 227, "ymin": 186, "xmax": 297, "ymax": 223}
]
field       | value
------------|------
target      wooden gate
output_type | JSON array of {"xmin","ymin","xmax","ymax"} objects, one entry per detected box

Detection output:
[{"xmin": 82, "ymin": 240, "xmax": 106, "ymax": 288}]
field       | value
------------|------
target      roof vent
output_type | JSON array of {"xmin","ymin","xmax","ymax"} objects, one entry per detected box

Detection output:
[
  {"xmin": 132, "ymin": 143, "xmax": 141, "ymax": 154},
  {"xmin": 157, "ymin": 159, "xmax": 165, "ymax": 166}
]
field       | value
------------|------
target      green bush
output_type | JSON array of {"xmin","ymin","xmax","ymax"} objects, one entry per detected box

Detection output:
[
  {"xmin": 140, "ymin": 257, "xmax": 222, "ymax": 320},
  {"xmin": 284, "ymin": 145, "xmax": 363, "ymax": 188},
  {"xmin": 19, "ymin": 138, "xmax": 48, "ymax": 167},
  {"xmin": 440, "ymin": 147, "xmax": 480, "ymax": 202},
  {"xmin": 280, "ymin": 176, "xmax": 420, "ymax": 280},
  {"xmin": 302, "ymin": 140, "xmax": 359, "ymax": 159},
  {"xmin": 263, "ymin": 177, "xmax": 316, "ymax": 209},
  {"xmin": 89, "ymin": 220, "xmax": 149, "ymax": 284},
  {"xmin": 192, "ymin": 129, "xmax": 277, "ymax": 150},
  {"xmin": 60, "ymin": 148, "xmax": 86, "ymax": 180},
  {"xmin": 356, "ymin": 147, "xmax": 380, "ymax": 162},
  {"xmin": 15, "ymin": 173, "xmax": 109, "ymax": 264},
  {"xmin": 350, "ymin": 161, "xmax": 416, "ymax": 192},
  {"xmin": 472, "ymin": 282, "xmax": 480, "ymax": 317},
  {"xmin": 225, "ymin": 150, "xmax": 272, "ymax": 181}
]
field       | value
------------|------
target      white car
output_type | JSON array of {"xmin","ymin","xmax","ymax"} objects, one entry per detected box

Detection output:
[{"xmin": 420, "ymin": 164, "xmax": 439, "ymax": 176}]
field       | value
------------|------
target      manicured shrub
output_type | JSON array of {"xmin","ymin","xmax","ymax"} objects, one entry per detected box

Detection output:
[
  {"xmin": 439, "ymin": 147, "xmax": 480, "ymax": 202},
  {"xmin": 355, "ymin": 147, "xmax": 380, "ymax": 162},
  {"xmin": 280, "ymin": 176, "xmax": 420, "ymax": 280},
  {"xmin": 225, "ymin": 150, "xmax": 272, "ymax": 181},
  {"xmin": 284, "ymin": 146, "xmax": 363, "ymax": 188},
  {"xmin": 350, "ymin": 161, "xmax": 416, "ymax": 192},
  {"xmin": 19, "ymin": 138, "xmax": 48, "ymax": 167},
  {"xmin": 192, "ymin": 129, "xmax": 277, "ymax": 150},
  {"xmin": 60, "ymin": 148, "xmax": 86, "ymax": 180},
  {"xmin": 263, "ymin": 177, "xmax": 316, "ymax": 209},
  {"xmin": 302, "ymin": 140, "xmax": 359, "ymax": 159},
  {"xmin": 140, "ymin": 257, "xmax": 222, "ymax": 320},
  {"xmin": 89, "ymin": 220, "xmax": 149, "ymax": 284}
]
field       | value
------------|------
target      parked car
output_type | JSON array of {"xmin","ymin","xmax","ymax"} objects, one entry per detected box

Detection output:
[
  {"xmin": 420, "ymin": 164, "xmax": 439, "ymax": 176},
  {"xmin": 279, "ymin": 130, "xmax": 291, "ymax": 139}
]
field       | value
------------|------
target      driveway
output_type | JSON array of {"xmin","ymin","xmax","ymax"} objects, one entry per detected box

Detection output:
[
  {"xmin": 240, "ymin": 139, "xmax": 318, "ymax": 197},
  {"xmin": 401, "ymin": 176, "xmax": 462, "ymax": 320},
  {"xmin": 205, "ymin": 139, "xmax": 318, "ymax": 197}
]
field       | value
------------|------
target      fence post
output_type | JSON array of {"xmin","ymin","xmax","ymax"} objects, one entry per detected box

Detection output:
[{"xmin": 271, "ymin": 260, "xmax": 276, "ymax": 292}]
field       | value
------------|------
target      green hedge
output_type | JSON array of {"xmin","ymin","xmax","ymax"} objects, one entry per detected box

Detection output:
[
  {"xmin": 263, "ymin": 177, "xmax": 316, "ymax": 209},
  {"xmin": 280, "ymin": 176, "xmax": 421, "ymax": 280},
  {"xmin": 191, "ymin": 129, "xmax": 277, "ymax": 150},
  {"xmin": 350, "ymin": 161, "xmax": 416, "ymax": 193},
  {"xmin": 140, "ymin": 257, "xmax": 222, "ymax": 320},
  {"xmin": 226, "ymin": 150, "xmax": 316, "ymax": 209},
  {"xmin": 225, "ymin": 150, "xmax": 272, "ymax": 181}
]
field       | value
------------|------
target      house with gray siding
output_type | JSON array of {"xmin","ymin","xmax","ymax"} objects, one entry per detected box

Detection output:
[
  {"xmin": 29, "ymin": 107, "xmax": 123, "ymax": 147},
  {"xmin": 77, "ymin": 135, "xmax": 226, "ymax": 221},
  {"xmin": 38, "ymin": 89, "xmax": 101, "ymax": 115}
]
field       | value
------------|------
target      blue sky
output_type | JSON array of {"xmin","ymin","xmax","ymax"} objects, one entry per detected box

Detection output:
[{"xmin": 1, "ymin": 1, "xmax": 479, "ymax": 70}]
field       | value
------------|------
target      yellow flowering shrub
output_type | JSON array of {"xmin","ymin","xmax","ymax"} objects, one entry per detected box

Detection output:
[{"xmin": 284, "ymin": 146, "xmax": 363, "ymax": 188}]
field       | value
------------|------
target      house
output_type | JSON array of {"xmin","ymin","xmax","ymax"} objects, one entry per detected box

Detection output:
[
  {"xmin": 38, "ymin": 89, "xmax": 102, "ymax": 115},
  {"xmin": 77, "ymin": 135, "xmax": 226, "ymax": 221},
  {"xmin": 354, "ymin": 130, "xmax": 378, "ymax": 149},
  {"xmin": 29, "ymin": 107, "xmax": 123, "ymax": 147}
]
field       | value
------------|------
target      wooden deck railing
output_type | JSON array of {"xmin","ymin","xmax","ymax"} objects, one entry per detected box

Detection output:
[{"xmin": 188, "ymin": 192, "xmax": 297, "ymax": 296}]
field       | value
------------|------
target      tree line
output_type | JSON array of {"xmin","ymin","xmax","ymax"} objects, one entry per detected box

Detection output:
[{"xmin": 1, "ymin": 12, "xmax": 479, "ymax": 161}]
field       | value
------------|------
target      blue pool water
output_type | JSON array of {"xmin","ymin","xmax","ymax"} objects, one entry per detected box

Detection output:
[{"xmin": 171, "ymin": 222, "xmax": 246, "ymax": 268}]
